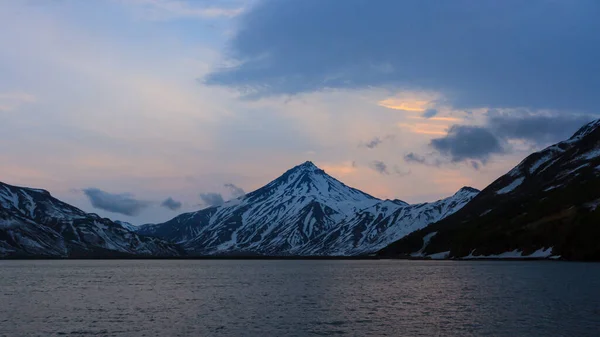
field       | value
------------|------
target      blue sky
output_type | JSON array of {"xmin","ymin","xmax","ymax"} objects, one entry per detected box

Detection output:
[{"xmin": 1, "ymin": 0, "xmax": 598, "ymax": 224}]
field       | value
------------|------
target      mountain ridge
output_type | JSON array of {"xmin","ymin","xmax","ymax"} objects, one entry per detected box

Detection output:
[
  {"xmin": 138, "ymin": 161, "xmax": 478, "ymax": 256},
  {"xmin": 378, "ymin": 118, "xmax": 600, "ymax": 261},
  {"xmin": 0, "ymin": 182, "xmax": 182, "ymax": 258}
]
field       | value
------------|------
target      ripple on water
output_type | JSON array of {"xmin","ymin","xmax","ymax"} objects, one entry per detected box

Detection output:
[{"xmin": 0, "ymin": 260, "xmax": 599, "ymax": 337}]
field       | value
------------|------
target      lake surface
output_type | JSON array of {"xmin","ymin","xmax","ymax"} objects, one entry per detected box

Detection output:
[{"xmin": 0, "ymin": 260, "xmax": 599, "ymax": 336}]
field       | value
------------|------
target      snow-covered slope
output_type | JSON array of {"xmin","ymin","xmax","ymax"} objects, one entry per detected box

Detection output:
[
  {"xmin": 379, "ymin": 119, "xmax": 600, "ymax": 261},
  {"xmin": 138, "ymin": 161, "xmax": 478, "ymax": 256},
  {"xmin": 0, "ymin": 182, "xmax": 181, "ymax": 257}
]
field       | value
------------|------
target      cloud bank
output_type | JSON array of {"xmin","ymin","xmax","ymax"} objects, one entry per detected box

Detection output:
[
  {"xmin": 205, "ymin": 0, "xmax": 600, "ymax": 113},
  {"xmin": 430, "ymin": 125, "xmax": 503, "ymax": 163}
]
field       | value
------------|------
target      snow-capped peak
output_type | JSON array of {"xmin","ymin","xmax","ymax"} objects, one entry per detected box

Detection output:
[
  {"xmin": 294, "ymin": 160, "xmax": 319, "ymax": 170},
  {"xmin": 138, "ymin": 161, "xmax": 479, "ymax": 256},
  {"xmin": 569, "ymin": 118, "xmax": 600, "ymax": 142},
  {"xmin": 244, "ymin": 161, "xmax": 377, "ymax": 205},
  {"xmin": 455, "ymin": 186, "xmax": 480, "ymax": 195}
]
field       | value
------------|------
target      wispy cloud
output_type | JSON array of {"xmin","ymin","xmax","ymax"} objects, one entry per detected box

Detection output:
[
  {"xmin": 378, "ymin": 99, "xmax": 429, "ymax": 112},
  {"xmin": 224, "ymin": 183, "xmax": 245, "ymax": 198},
  {"xmin": 0, "ymin": 92, "xmax": 36, "ymax": 112},
  {"xmin": 199, "ymin": 192, "xmax": 224, "ymax": 207},
  {"xmin": 403, "ymin": 152, "xmax": 444, "ymax": 167},
  {"xmin": 404, "ymin": 152, "xmax": 427, "ymax": 165},
  {"xmin": 370, "ymin": 160, "xmax": 389, "ymax": 175},
  {"xmin": 364, "ymin": 137, "xmax": 382, "ymax": 149},
  {"xmin": 397, "ymin": 123, "xmax": 448, "ymax": 136},
  {"xmin": 361, "ymin": 135, "xmax": 394, "ymax": 149},
  {"xmin": 407, "ymin": 116, "xmax": 461, "ymax": 122},
  {"xmin": 120, "ymin": 0, "xmax": 244, "ymax": 21},
  {"xmin": 160, "ymin": 197, "xmax": 182, "ymax": 210},
  {"xmin": 321, "ymin": 162, "xmax": 357, "ymax": 176}
]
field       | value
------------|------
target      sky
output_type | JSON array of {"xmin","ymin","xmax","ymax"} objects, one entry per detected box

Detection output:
[{"xmin": 1, "ymin": 0, "xmax": 599, "ymax": 225}]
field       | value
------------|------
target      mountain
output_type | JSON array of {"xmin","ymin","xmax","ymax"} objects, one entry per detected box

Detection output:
[
  {"xmin": 138, "ymin": 161, "xmax": 478, "ymax": 256},
  {"xmin": 379, "ymin": 119, "xmax": 600, "ymax": 261},
  {"xmin": 0, "ymin": 182, "xmax": 182, "ymax": 258}
]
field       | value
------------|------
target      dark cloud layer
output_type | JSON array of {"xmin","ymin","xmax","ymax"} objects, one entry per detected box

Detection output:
[
  {"xmin": 206, "ymin": 0, "xmax": 600, "ymax": 112},
  {"xmin": 160, "ymin": 197, "xmax": 182, "ymax": 211},
  {"xmin": 224, "ymin": 183, "xmax": 246, "ymax": 198},
  {"xmin": 199, "ymin": 193, "xmax": 225, "ymax": 207},
  {"xmin": 487, "ymin": 112, "xmax": 594, "ymax": 145},
  {"xmin": 430, "ymin": 125, "xmax": 503, "ymax": 162},
  {"xmin": 82, "ymin": 188, "xmax": 150, "ymax": 216}
]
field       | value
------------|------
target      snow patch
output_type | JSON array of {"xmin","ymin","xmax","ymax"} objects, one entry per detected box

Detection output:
[
  {"xmin": 579, "ymin": 148, "xmax": 600, "ymax": 160},
  {"xmin": 496, "ymin": 177, "xmax": 524, "ymax": 195},
  {"xmin": 528, "ymin": 247, "xmax": 553, "ymax": 258},
  {"xmin": 479, "ymin": 209, "xmax": 492, "ymax": 217},
  {"xmin": 463, "ymin": 247, "xmax": 554, "ymax": 259},
  {"xmin": 584, "ymin": 199, "xmax": 600, "ymax": 211},
  {"xmin": 529, "ymin": 154, "xmax": 552, "ymax": 174},
  {"xmin": 543, "ymin": 185, "xmax": 561, "ymax": 192},
  {"xmin": 560, "ymin": 163, "xmax": 589, "ymax": 177},
  {"xmin": 410, "ymin": 231, "xmax": 437, "ymax": 257},
  {"xmin": 427, "ymin": 251, "xmax": 450, "ymax": 259}
]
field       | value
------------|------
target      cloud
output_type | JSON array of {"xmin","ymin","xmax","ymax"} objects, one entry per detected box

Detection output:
[
  {"xmin": 361, "ymin": 135, "xmax": 394, "ymax": 149},
  {"xmin": 0, "ymin": 92, "xmax": 36, "ymax": 112},
  {"xmin": 422, "ymin": 109, "xmax": 438, "ymax": 119},
  {"xmin": 370, "ymin": 160, "xmax": 389, "ymax": 175},
  {"xmin": 120, "ymin": 0, "xmax": 244, "ymax": 20},
  {"xmin": 425, "ymin": 112, "xmax": 595, "ymax": 165},
  {"xmin": 82, "ymin": 188, "xmax": 151, "ymax": 216},
  {"xmin": 199, "ymin": 192, "xmax": 224, "ymax": 207},
  {"xmin": 487, "ymin": 112, "xmax": 595, "ymax": 145},
  {"xmin": 430, "ymin": 125, "xmax": 503, "ymax": 162},
  {"xmin": 403, "ymin": 152, "xmax": 445, "ymax": 167},
  {"xmin": 417, "ymin": 112, "xmax": 596, "ymax": 166},
  {"xmin": 364, "ymin": 137, "xmax": 382, "ymax": 149},
  {"xmin": 224, "ymin": 183, "xmax": 245, "ymax": 197},
  {"xmin": 393, "ymin": 165, "xmax": 411, "ymax": 176},
  {"xmin": 160, "ymin": 197, "xmax": 182, "ymax": 210},
  {"xmin": 404, "ymin": 152, "xmax": 426, "ymax": 165},
  {"xmin": 205, "ymin": 0, "xmax": 600, "ymax": 112}
]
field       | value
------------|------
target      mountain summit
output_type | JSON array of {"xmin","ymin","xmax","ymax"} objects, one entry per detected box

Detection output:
[{"xmin": 138, "ymin": 162, "xmax": 478, "ymax": 256}]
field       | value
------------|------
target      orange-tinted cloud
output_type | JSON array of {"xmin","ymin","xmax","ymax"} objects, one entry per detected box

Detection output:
[
  {"xmin": 321, "ymin": 162, "xmax": 357, "ymax": 176},
  {"xmin": 397, "ymin": 123, "xmax": 448, "ymax": 135},
  {"xmin": 407, "ymin": 116, "xmax": 461, "ymax": 122},
  {"xmin": 378, "ymin": 98, "xmax": 429, "ymax": 112}
]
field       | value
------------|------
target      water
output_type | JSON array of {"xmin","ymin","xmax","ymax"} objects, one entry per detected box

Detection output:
[{"xmin": 0, "ymin": 260, "xmax": 599, "ymax": 336}]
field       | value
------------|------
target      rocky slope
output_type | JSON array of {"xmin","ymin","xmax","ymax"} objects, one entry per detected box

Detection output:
[
  {"xmin": 379, "ymin": 119, "xmax": 600, "ymax": 261},
  {"xmin": 138, "ymin": 162, "xmax": 478, "ymax": 256},
  {"xmin": 0, "ymin": 182, "xmax": 182, "ymax": 258}
]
